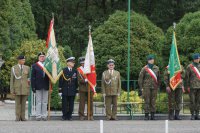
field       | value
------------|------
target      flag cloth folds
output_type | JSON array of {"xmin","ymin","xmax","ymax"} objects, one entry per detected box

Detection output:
[
  {"xmin": 168, "ymin": 31, "xmax": 182, "ymax": 90},
  {"xmin": 84, "ymin": 31, "xmax": 97, "ymax": 93},
  {"xmin": 43, "ymin": 18, "xmax": 63, "ymax": 84}
]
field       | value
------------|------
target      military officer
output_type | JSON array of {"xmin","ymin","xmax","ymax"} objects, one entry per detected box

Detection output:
[
  {"xmin": 185, "ymin": 53, "xmax": 200, "ymax": 120},
  {"xmin": 59, "ymin": 57, "xmax": 78, "ymax": 121},
  {"xmin": 10, "ymin": 55, "xmax": 30, "ymax": 121},
  {"xmin": 164, "ymin": 65, "xmax": 185, "ymax": 120},
  {"xmin": 138, "ymin": 54, "xmax": 160, "ymax": 120},
  {"xmin": 77, "ymin": 57, "xmax": 94, "ymax": 120},
  {"xmin": 31, "ymin": 52, "xmax": 49, "ymax": 121},
  {"xmin": 101, "ymin": 59, "xmax": 121, "ymax": 120}
]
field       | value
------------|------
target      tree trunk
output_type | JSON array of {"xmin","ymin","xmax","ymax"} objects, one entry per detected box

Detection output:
[{"xmin": 101, "ymin": 0, "xmax": 106, "ymax": 13}]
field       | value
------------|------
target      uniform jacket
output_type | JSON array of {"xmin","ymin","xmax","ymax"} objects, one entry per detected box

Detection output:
[
  {"xmin": 59, "ymin": 67, "xmax": 78, "ymax": 96},
  {"xmin": 138, "ymin": 65, "xmax": 160, "ymax": 89},
  {"xmin": 10, "ymin": 64, "xmax": 30, "ymax": 95},
  {"xmin": 185, "ymin": 63, "xmax": 200, "ymax": 89},
  {"xmin": 101, "ymin": 70, "xmax": 121, "ymax": 96},
  {"xmin": 77, "ymin": 66, "xmax": 88, "ymax": 92},
  {"xmin": 31, "ymin": 63, "xmax": 49, "ymax": 90}
]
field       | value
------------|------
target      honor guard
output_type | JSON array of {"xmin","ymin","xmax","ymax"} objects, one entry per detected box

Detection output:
[
  {"xmin": 185, "ymin": 53, "xmax": 200, "ymax": 120},
  {"xmin": 101, "ymin": 59, "xmax": 121, "ymax": 120},
  {"xmin": 164, "ymin": 65, "xmax": 185, "ymax": 120},
  {"xmin": 31, "ymin": 52, "xmax": 50, "ymax": 121},
  {"xmin": 10, "ymin": 55, "xmax": 30, "ymax": 121},
  {"xmin": 59, "ymin": 57, "xmax": 78, "ymax": 120},
  {"xmin": 138, "ymin": 54, "xmax": 160, "ymax": 120},
  {"xmin": 77, "ymin": 57, "xmax": 94, "ymax": 120}
]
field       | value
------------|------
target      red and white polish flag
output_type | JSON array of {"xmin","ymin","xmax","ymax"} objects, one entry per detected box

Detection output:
[{"xmin": 84, "ymin": 31, "xmax": 97, "ymax": 93}]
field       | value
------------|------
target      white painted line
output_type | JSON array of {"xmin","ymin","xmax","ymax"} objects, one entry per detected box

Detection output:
[
  {"xmin": 165, "ymin": 120, "xmax": 168, "ymax": 133},
  {"xmin": 100, "ymin": 120, "xmax": 103, "ymax": 133}
]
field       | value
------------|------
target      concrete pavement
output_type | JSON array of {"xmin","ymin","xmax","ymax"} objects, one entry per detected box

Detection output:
[
  {"xmin": 0, "ymin": 120, "xmax": 200, "ymax": 133},
  {"xmin": 0, "ymin": 101, "xmax": 200, "ymax": 133}
]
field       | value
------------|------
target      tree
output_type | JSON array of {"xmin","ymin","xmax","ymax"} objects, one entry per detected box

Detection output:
[
  {"xmin": 63, "ymin": 45, "xmax": 73, "ymax": 59},
  {"xmin": 164, "ymin": 11, "xmax": 200, "ymax": 67},
  {"xmin": 92, "ymin": 11, "xmax": 165, "ymax": 79},
  {"xmin": 133, "ymin": 0, "xmax": 200, "ymax": 31},
  {"xmin": 29, "ymin": 0, "xmax": 131, "ymax": 58},
  {"xmin": 0, "ymin": 0, "xmax": 36, "ymax": 59}
]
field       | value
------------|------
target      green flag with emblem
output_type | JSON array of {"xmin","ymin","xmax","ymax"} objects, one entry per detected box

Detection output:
[
  {"xmin": 168, "ymin": 31, "xmax": 182, "ymax": 90},
  {"xmin": 43, "ymin": 18, "xmax": 62, "ymax": 84}
]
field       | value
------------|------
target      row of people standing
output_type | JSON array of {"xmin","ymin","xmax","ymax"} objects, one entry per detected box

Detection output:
[
  {"xmin": 138, "ymin": 53, "xmax": 200, "ymax": 120},
  {"xmin": 10, "ymin": 52, "xmax": 120, "ymax": 121},
  {"xmin": 10, "ymin": 52, "xmax": 200, "ymax": 121}
]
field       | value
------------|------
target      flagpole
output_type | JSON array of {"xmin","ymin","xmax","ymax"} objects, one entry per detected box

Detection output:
[
  {"xmin": 47, "ymin": 13, "xmax": 54, "ymax": 120},
  {"xmin": 87, "ymin": 25, "xmax": 92, "ymax": 120},
  {"xmin": 88, "ymin": 84, "xmax": 90, "ymax": 120},
  {"xmin": 127, "ymin": 0, "xmax": 131, "ymax": 113},
  {"xmin": 173, "ymin": 22, "xmax": 176, "ymax": 30}
]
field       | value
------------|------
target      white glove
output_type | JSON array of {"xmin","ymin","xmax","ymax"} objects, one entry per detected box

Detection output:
[
  {"xmin": 182, "ymin": 86, "xmax": 185, "ymax": 93},
  {"xmin": 85, "ymin": 79, "xmax": 88, "ymax": 82},
  {"xmin": 166, "ymin": 87, "xmax": 171, "ymax": 93},
  {"xmin": 103, "ymin": 94, "xmax": 106, "ymax": 97}
]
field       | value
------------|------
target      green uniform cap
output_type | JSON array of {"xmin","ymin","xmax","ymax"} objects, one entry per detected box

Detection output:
[
  {"xmin": 192, "ymin": 53, "xmax": 200, "ymax": 60},
  {"xmin": 147, "ymin": 54, "xmax": 155, "ymax": 60}
]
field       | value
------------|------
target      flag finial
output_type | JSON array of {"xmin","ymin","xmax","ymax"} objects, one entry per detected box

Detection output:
[
  {"xmin": 52, "ymin": 13, "xmax": 54, "ymax": 20},
  {"xmin": 173, "ymin": 22, "xmax": 176, "ymax": 29},
  {"xmin": 89, "ymin": 25, "xmax": 91, "ymax": 34}
]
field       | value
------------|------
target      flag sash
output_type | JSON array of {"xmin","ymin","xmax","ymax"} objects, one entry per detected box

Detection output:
[
  {"xmin": 145, "ymin": 66, "xmax": 157, "ymax": 83},
  {"xmin": 190, "ymin": 64, "xmax": 200, "ymax": 80},
  {"xmin": 37, "ymin": 62, "xmax": 63, "ymax": 84},
  {"xmin": 77, "ymin": 67, "xmax": 87, "ymax": 79},
  {"xmin": 36, "ymin": 62, "xmax": 44, "ymax": 70}
]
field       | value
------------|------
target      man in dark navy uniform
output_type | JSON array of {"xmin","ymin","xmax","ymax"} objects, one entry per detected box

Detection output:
[
  {"xmin": 59, "ymin": 57, "xmax": 78, "ymax": 120},
  {"xmin": 31, "ymin": 52, "xmax": 49, "ymax": 121}
]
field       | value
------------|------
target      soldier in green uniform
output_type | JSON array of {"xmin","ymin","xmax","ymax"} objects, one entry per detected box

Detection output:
[
  {"xmin": 102, "ymin": 59, "xmax": 121, "ymax": 120},
  {"xmin": 77, "ymin": 57, "xmax": 94, "ymax": 120},
  {"xmin": 10, "ymin": 55, "xmax": 30, "ymax": 121},
  {"xmin": 138, "ymin": 54, "xmax": 160, "ymax": 120},
  {"xmin": 164, "ymin": 65, "xmax": 185, "ymax": 120},
  {"xmin": 185, "ymin": 53, "xmax": 200, "ymax": 120}
]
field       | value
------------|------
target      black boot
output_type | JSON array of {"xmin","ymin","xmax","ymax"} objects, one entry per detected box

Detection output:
[
  {"xmin": 174, "ymin": 110, "xmax": 181, "ymax": 120},
  {"xmin": 168, "ymin": 110, "xmax": 174, "ymax": 120},
  {"xmin": 195, "ymin": 111, "xmax": 200, "ymax": 120},
  {"xmin": 191, "ymin": 112, "xmax": 195, "ymax": 120},
  {"xmin": 144, "ymin": 113, "xmax": 149, "ymax": 120},
  {"xmin": 150, "ymin": 112, "xmax": 156, "ymax": 120}
]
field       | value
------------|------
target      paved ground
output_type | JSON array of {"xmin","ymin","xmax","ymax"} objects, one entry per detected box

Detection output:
[
  {"xmin": 0, "ymin": 120, "xmax": 200, "ymax": 133},
  {"xmin": 0, "ymin": 101, "xmax": 200, "ymax": 133},
  {"xmin": 0, "ymin": 101, "xmax": 28, "ymax": 120}
]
